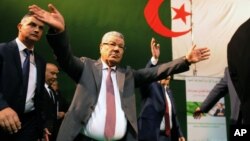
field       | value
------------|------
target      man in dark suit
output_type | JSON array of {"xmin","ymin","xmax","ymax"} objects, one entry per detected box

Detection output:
[
  {"xmin": 44, "ymin": 63, "xmax": 59, "ymax": 141},
  {"xmin": 138, "ymin": 38, "xmax": 185, "ymax": 141},
  {"xmin": 0, "ymin": 12, "xmax": 47, "ymax": 141},
  {"xmin": 227, "ymin": 17, "xmax": 250, "ymax": 124},
  {"xmin": 50, "ymin": 80, "xmax": 70, "ymax": 141},
  {"xmin": 193, "ymin": 67, "xmax": 241, "ymax": 124},
  {"xmin": 29, "ymin": 4, "xmax": 210, "ymax": 141}
]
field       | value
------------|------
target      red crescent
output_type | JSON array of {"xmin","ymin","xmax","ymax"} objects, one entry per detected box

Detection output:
[{"xmin": 144, "ymin": 0, "xmax": 191, "ymax": 38}]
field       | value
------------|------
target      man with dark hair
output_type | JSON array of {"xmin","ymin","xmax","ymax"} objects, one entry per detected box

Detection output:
[
  {"xmin": 138, "ymin": 38, "xmax": 185, "ymax": 141},
  {"xmin": 0, "ymin": 12, "xmax": 47, "ymax": 141}
]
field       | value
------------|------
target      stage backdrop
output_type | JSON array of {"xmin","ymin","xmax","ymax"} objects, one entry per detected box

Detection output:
[{"xmin": 170, "ymin": 0, "xmax": 250, "ymax": 79}]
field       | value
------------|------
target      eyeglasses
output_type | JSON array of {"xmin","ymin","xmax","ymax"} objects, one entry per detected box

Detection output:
[{"xmin": 102, "ymin": 42, "xmax": 125, "ymax": 50}]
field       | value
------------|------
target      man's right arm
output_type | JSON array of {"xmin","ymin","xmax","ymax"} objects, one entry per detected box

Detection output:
[{"xmin": 193, "ymin": 73, "xmax": 228, "ymax": 119}]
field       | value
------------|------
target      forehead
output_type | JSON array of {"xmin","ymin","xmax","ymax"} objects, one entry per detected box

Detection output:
[
  {"xmin": 103, "ymin": 35, "xmax": 124, "ymax": 43},
  {"xmin": 21, "ymin": 16, "xmax": 44, "ymax": 26},
  {"xmin": 106, "ymin": 35, "xmax": 124, "ymax": 43},
  {"xmin": 47, "ymin": 64, "xmax": 58, "ymax": 70}
]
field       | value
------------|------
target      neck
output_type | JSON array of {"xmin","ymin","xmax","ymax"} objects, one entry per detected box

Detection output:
[{"xmin": 18, "ymin": 37, "xmax": 35, "ymax": 50}]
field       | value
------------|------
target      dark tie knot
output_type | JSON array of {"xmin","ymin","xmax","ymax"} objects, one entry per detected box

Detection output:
[{"xmin": 24, "ymin": 49, "xmax": 32, "ymax": 57}]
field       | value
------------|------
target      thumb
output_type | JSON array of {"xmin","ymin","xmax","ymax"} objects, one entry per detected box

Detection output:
[{"xmin": 191, "ymin": 44, "xmax": 196, "ymax": 51}]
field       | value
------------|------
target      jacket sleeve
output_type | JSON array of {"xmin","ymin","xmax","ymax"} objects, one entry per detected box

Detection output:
[{"xmin": 200, "ymin": 69, "xmax": 228, "ymax": 112}]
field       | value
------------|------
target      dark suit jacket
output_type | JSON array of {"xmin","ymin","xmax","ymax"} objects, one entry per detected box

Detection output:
[
  {"xmin": 227, "ymin": 17, "xmax": 250, "ymax": 124},
  {"xmin": 138, "ymin": 61, "xmax": 184, "ymax": 141},
  {"xmin": 200, "ymin": 67, "xmax": 240, "ymax": 124},
  {"xmin": 43, "ymin": 87, "xmax": 58, "ymax": 136},
  {"xmin": 54, "ymin": 90, "xmax": 70, "ymax": 140},
  {"xmin": 0, "ymin": 39, "xmax": 46, "ymax": 136},
  {"xmin": 46, "ymin": 30, "xmax": 190, "ymax": 141}
]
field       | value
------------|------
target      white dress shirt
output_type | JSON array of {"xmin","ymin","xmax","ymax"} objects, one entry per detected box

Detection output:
[
  {"xmin": 160, "ymin": 87, "xmax": 173, "ymax": 130},
  {"xmin": 82, "ymin": 60, "xmax": 127, "ymax": 140},
  {"xmin": 151, "ymin": 57, "xmax": 173, "ymax": 130},
  {"xmin": 16, "ymin": 38, "xmax": 37, "ymax": 113}
]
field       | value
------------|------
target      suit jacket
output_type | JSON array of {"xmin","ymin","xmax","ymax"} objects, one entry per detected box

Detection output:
[
  {"xmin": 228, "ymin": 17, "xmax": 250, "ymax": 124},
  {"xmin": 138, "ymin": 60, "xmax": 184, "ymax": 141},
  {"xmin": 43, "ymin": 87, "xmax": 58, "ymax": 134},
  {"xmin": 200, "ymin": 67, "xmax": 240, "ymax": 124},
  {"xmin": 54, "ymin": 90, "xmax": 70, "ymax": 140},
  {"xmin": 0, "ymin": 39, "xmax": 46, "ymax": 136},
  {"xmin": 46, "ymin": 30, "xmax": 190, "ymax": 141}
]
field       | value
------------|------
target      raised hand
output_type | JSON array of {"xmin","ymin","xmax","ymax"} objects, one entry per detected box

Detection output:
[
  {"xmin": 29, "ymin": 4, "xmax": 65, "ymax": 33},
  {"xmin": 150, "ymin": 37, "xmax": 160, "ymax": 59},
  {"xmin": 185, "ymin": 45, "xmax": 210, "ymax": 63},
  {"xmin": 0, "ymin": 107, "xmax": 21, "ymax": 134}
]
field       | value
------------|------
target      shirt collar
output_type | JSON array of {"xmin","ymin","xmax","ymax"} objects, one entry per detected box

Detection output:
[
  {"xmin": 45, "ymin": 83, "xmax": 49, "ymax": 89},
  {"xmin": 101, "ymin": 59, "xmax": 116, "ymax": 70}
]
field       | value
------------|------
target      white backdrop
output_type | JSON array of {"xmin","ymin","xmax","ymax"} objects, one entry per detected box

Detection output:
[{"xmin": 171, "ymin": 0, "xmax": 250, "ymax": 80}]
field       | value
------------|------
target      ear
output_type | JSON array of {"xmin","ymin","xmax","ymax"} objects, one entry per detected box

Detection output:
[
  {"xmin": 17, "ymin": 23, "xmax": 22, "ymax": 31},
  {"xmin": 99, "ymin": 43, "xmax": 103, "ymax": 49},
  {"xmin": 99, "ymin": 43, "xmax": 103, "ymax": 53}
]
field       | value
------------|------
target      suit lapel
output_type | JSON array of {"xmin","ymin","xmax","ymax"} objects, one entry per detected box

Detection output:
[
  {"xmin": 159, "ymin": 85, "xmax": 167, "ymax": 105},
  {"xmin": 34, "ymin": 53, "xmax": 42, "ymax": 92},
  {"xmin": 93, "ymin": 60, "xmax": 103, "ymax": 94},
  {"xmin": 9, "ymin": 40, "xmax": 23, "ymax": 80},
  {"xmin": 116, "ymin": 67, "xmax": 125, "ymax": 96}
]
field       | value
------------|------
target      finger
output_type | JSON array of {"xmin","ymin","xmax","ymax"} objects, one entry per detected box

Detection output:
[
  {"xmin": 202, "ymin": 48, "xmax": 210, "ymax": 54},
  {"xmin": 29, "ymin": 5, "xmax": 43, "ymax": 13},
  {"xmin": 9, "ymin": 116, "xmax": 20, "ymax": 133},
  {"xmin": 48, "ymin": 3, "xmax": 59, "ymax": 13},
  {"xmin": 0, "ymin": 121, "xmax": 5, "ymax": 128},
  {"xmin": 13, "ymin": 115, "xmax": 21, "ymax": 130},
  {"xmin": 151, "ymin": 37, "xmax": 155, "ymax": 44},
  {"xmin": 45, "ymin": 133, "xmax": 49, "ymax": 141},
  {"xmin": 191, "ymin": 44, "xmax": 197, "ymax": 50},
  {"xmin": 3, "ymin": 119, "xmax": 13, "ymax": 134},
  {"xmin": 8, "ymin": 117, "xmax": 19, "ymax": 133},
  {"xmin": 201, "ymin": 53, "xmax": 210, "ymax": 60},
  {"xmin": 151, "ymin": 38, "xmax": 155, "ymax": 47},
  {"xmin": 29, "ymin": 5, "xmax": 46, "ymax": 20},
  {"xmin": 156, "ymin": 43, "xmax": 160, "ymax": 48}
]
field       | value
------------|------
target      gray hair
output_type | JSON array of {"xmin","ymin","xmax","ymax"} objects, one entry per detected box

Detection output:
[{"xmin": 101, "ymin": 31, "xmax": 124, "ymax": 44}]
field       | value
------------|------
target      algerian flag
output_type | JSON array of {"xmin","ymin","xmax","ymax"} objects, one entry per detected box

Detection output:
[{"xmin": 171, "ymin": 0, "xmax": 250, "ymax": 80}]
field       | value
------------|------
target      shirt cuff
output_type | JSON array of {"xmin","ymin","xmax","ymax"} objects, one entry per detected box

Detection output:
[{"xmin": 151, "ymin": 57, "xmax": 158, "ymax": 65}]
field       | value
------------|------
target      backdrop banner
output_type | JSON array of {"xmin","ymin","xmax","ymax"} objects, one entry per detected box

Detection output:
[
  {"xmin": 171, "ymin": 0, "xmax": 250, "ymax": 80},
  {"xmin": 186, "ymin": 77, "xmax": 227, "ymax": 141}
]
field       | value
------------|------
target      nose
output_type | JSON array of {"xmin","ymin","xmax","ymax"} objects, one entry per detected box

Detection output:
[
  {"xmin": 113, "ymin": 45, "xmax": 120, "ymax": 50},
  {"xmin": 54, "ymin": 74, "xmax": 58, "ymax": 79}
]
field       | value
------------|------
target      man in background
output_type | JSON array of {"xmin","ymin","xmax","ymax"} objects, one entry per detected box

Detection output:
[
  {"xmin": 51, "ymin": 80, "xmax": 70, "ymax": 140},
  {"xmin": 138, "ymin": 38, "xmax": 185, "ymax": 141},
  {"xmin": 44, "ymin": 63, "xmax": 59, "ymax": 141},
  {"xmin": 193, "ymin": 67, "xmax": 241, "ymax": 124}
]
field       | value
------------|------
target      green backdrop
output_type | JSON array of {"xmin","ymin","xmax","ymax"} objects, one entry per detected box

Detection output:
[{"xmin": 0, "ymin": 0, "xmax": 230, "ymax": 138}]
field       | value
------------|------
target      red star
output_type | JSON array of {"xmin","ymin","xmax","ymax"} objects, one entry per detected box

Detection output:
[{"xmin": 172, "ymin": 4, "xmax": 191, "ymax": 24}]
